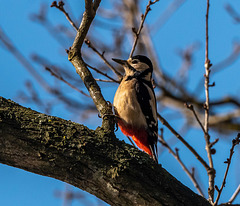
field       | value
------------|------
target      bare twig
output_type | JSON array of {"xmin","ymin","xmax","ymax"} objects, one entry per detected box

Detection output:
[
  {"xmin": 225, "ymin": 4, "xmax": 240, "ymax": 23},
  {"xmin": 45, "ymin": 67, "xmax": 90, "ymax": 97},
  {"xmin": 157, "ymin": 112, "xmax": 210, "ymax": 171},
  {"xmin": 159, "ymin": 129, "xmax": 205, "ymax": 197},
  {"xmin": 228, "ymin": 184, "xmax": 240, "ymax": 204},
  {"xmin": 204, "ymin": 0, "xmax": 215, "ymax": 202},
  {"xmin": 129, "ymin": 0, "xmax": 159, "ymax": 58},
  {"xmin": 51, "ymin": 1, "xmax": 78, "ymax": 30},
  {"xmin": 214, "ymin": 134, "xmax": 240, "ymax": 206},
  {"xmin": 209, "ymin": 138, "xmax": 219, "ymax": 149},
  {"xmin": 51, "ymin": 1, "xmax": 122, "ymax": 80},
  {"xmin": 84, "ymin": 39, "xmax": 122, "ymax": 79},
  {"xmin": 86, "ymin": 63, "xmax": 119, "ymax": 83},
  {"xmin": 95, "ymin": 79, "xmax": 117, "ymax": 83},
  {"xmin": 0, "ymin": 28, "xmax": 50, "ymax": 90},
  {"xmin": 30, "ymin": 4, "xmax": 68, "ymax": 49},
  {"xmin": 194, "ymin": 43, "xmax": 240, "ymax": 94},
  {"xmin": 151, "ymin": 0, "xmax": 186, "ymax": 33},
  {"xmin": 185, "ymin": 103, "xmax": 206, "ymax": 134},
  {"xmin": 0, "ymin": 29, "xmax": 91, "ymax": 112}
]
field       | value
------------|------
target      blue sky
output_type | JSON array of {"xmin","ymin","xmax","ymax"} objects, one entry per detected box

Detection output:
[{"xmin": 1, "ymin": 0, "xmax": 240, "ymax": 205}]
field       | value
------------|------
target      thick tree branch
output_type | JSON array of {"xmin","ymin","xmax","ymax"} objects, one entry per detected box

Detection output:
[{"xmin": 0, "ymin": 97, "xmax": 211, "ymax": 206}]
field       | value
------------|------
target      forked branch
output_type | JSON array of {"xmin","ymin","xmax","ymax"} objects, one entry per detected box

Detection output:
[
  {"xmin": 129, "ymin": 0, "xmax": 159, "ymax": 58},
  {"xmin": 67, "ymin": 0, "xmax": 114, "ymax": 132},
  {"xmin": 158, "ymin": 129, "xmax": 204, "ymax": 197}
]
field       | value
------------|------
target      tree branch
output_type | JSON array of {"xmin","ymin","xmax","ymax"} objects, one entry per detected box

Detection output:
[
  {"xmin": 204, "ymin": 0, "xmax": 215, "ymax": 201},
  {"xmin": 158, "ymin": 129, "xmax": 205, "ymax": 197},
  {"xmin": 129, "ymin": 0, "xmax": 159, "ymax": 58},
  {"xmin": 0, "ymin": 97, "xmax": 210, "ymax": 206},
  {"xmin": 214, "ymin": 134, "xmax": 240, "ymax": 206},
  {"xmin": 67, "ymin": 0, "xmax": 114, "ymax": 132},
  {"xmin": 157, "ymin": 112, "xmax": 210, "ymax": 171}
]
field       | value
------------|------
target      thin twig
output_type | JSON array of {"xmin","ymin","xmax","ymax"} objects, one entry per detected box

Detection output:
[
  {"xmin": 228, "ymin": 184, "xmax": 240, "ymax": 204},
  {"xmin": 51, "ymin": 1, "xmax": 78, "ymax": 30},
  {"xmin": 95, "ymin": 79, "xmax": 117, "ymax": 83},
  {"xmin": 151, "ymin": 0, "xmax": 186, "ymax": 34},
  {"xmin": 185, "ymin": 103, "xmax": 206, "ymax": 134},
  {"xmin": 129, "ymin": 0, "xmax": 159, "ymax": 58},
  {"xmin": 0, "ymin": 29, "xmax": 89, "ymax": 111},
  {"xmin": 86, "ymin": 63, "xmax": 119, "ymax": 83},
  {"xmin": 51, "ymin": 1, "xmax": 122, "ymax": 80},
  {"xmin": 194, "ymin": 43, "xmax": 240, "ymax": 94},
  {"xmin": 214, "ymin": 134, "xmax": 240, "ymax": 206},
  {"xmin": 84, "ymin": 39, "xmax": 122, "ymax": 79},
  {"xmin": 126, "ymin": 135, "xmax": 136, "ymax": 148},
  {"xmin": 204, "ymin": 0, "xmax": 215, "ymax": 202},
  {"xmin": 45, "ymin": 67, "xmax": 90, "ymax": 97},
  {"xmin": 225, "ymin": 4, "xmax": 240, "ymax": 23},
  {"xmin": 0, "ymin": 28, "xmax": 50, "ymax": 91},
  {"xmin": 158, "ymin": 129, "xmax": 205, "ymax": 197},
  {"xmin": 157, "ymin": 112, "xmax": 210, "ymax": 171}
]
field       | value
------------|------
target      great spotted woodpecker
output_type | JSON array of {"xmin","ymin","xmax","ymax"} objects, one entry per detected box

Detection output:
[{"xmin": 113, "ymin": 55, "xmax": 158, "ymax": 162}]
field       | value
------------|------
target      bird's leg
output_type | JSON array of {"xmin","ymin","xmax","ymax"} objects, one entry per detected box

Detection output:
[{"xmin": 98, "ymin": 101, "xmax": 119, "ymax": 132}]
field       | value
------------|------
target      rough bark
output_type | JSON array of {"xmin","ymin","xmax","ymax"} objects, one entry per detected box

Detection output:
[{"xmin": 0, "ymin": 97, "xmax": 210, "ymax": 206}]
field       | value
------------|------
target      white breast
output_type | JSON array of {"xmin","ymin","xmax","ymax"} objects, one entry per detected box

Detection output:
[{"xmin": 113, "ymin": 78, "xmax": 147, "ymax": 129}]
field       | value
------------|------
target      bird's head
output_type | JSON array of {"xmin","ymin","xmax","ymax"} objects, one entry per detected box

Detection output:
[{"xmin": 112, "ymin": 55, "xmax": 153, "ymax": 80}]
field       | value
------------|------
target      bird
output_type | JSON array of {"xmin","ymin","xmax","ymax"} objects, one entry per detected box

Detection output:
[{"xmin": 112, "ymin": 55, "xmax": 158, "ymax": 162}]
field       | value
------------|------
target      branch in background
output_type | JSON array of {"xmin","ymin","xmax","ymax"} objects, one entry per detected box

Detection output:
[
  {"xmin": 157, "ymin": 112, "xmax": 210, "ymax": 171},
  {"xmin": 151, "ymin": 0, "xmax": 186, "ymax": 34},
  {"xmin": 86, "ymin": 63, "xmax": 119, "ymax": 83},
  {"xmin": 51, "ymin": 0, "xmax": 122, "ymax": 80},
  {"xmin": 0, "ymin": 28, "xmax": 50, "ymax": 90},
  {"xmin": 129, "ymin": 0, "xmax": 159, "ymax": 58},
  {"xmin": 30, "ymin": 4, "xmax": 69, "ymax": 49},
  {"xmin": 194, "ymin": 42, "xmax": 240, "ymax": 93},
  {"xmin": 84, "ymin": 39, "xmax": 122, "ymax": 79},
  {"xmin": 225, "ymin": 4, "xmax": 240, "ymax": 23},
  {"xmin": 184, "ymin": 103, "xmax": 219, "ymax": 153},
  {"xmin": 185, "ymin": 103, "xmax": 206, "ymax": 134},
  {"xmin": 0, "ymin": 28, "xmax": 91, "ymax": 113},
  {"xmin": 158, "ymin": 128, "xmax": 205, "ymax": 197},
  {"xmin": 31, "ymin": 54, "xmax": 83, "ymax": 86},
  {"xmin": 214, "ymin": 134, "xmax": 240, "ymax": 206},
  {"xmin": 228, "ymin": 184, "xmax": 240, "ymax": 205},
  {"xmin": 45, "ymin": 67, "xmax": 90, "ymax": 97}
]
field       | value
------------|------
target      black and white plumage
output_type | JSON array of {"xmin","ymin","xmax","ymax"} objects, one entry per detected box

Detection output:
[{"xmin": 113, "ymin": 55, "xmax": 158, "ymax": 162}]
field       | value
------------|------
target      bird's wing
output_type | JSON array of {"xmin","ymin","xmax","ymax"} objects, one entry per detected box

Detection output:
[{"xmin": 135, "ymin": 80, "xmax": 158, "ymax": 161}]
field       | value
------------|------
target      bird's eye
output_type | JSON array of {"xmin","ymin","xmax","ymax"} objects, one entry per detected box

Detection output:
[{"xmin": 132, "ymin": 60, "xmax": 139, "ymax": 64}]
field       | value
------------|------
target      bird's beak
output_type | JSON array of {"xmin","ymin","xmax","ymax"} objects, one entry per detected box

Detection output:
[{"xmin": 112, "ymin": 58, "xmax": 127, "ymax": 65}]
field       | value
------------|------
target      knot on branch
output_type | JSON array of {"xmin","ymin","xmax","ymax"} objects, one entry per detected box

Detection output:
[
  {"xmin": 207, "ymin": 168, "xmax": 216, "ymax": 177},
  {"xmin": 68, "ymin": 47, "xmax": 81, "ymax": 61},
  {"xmin": 184, "ymin": 102, "xmax": 193, "ymax": 110},
  {"xmin": 204, "ymin": 59, "xmax": 212, "ymax": 69}
]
